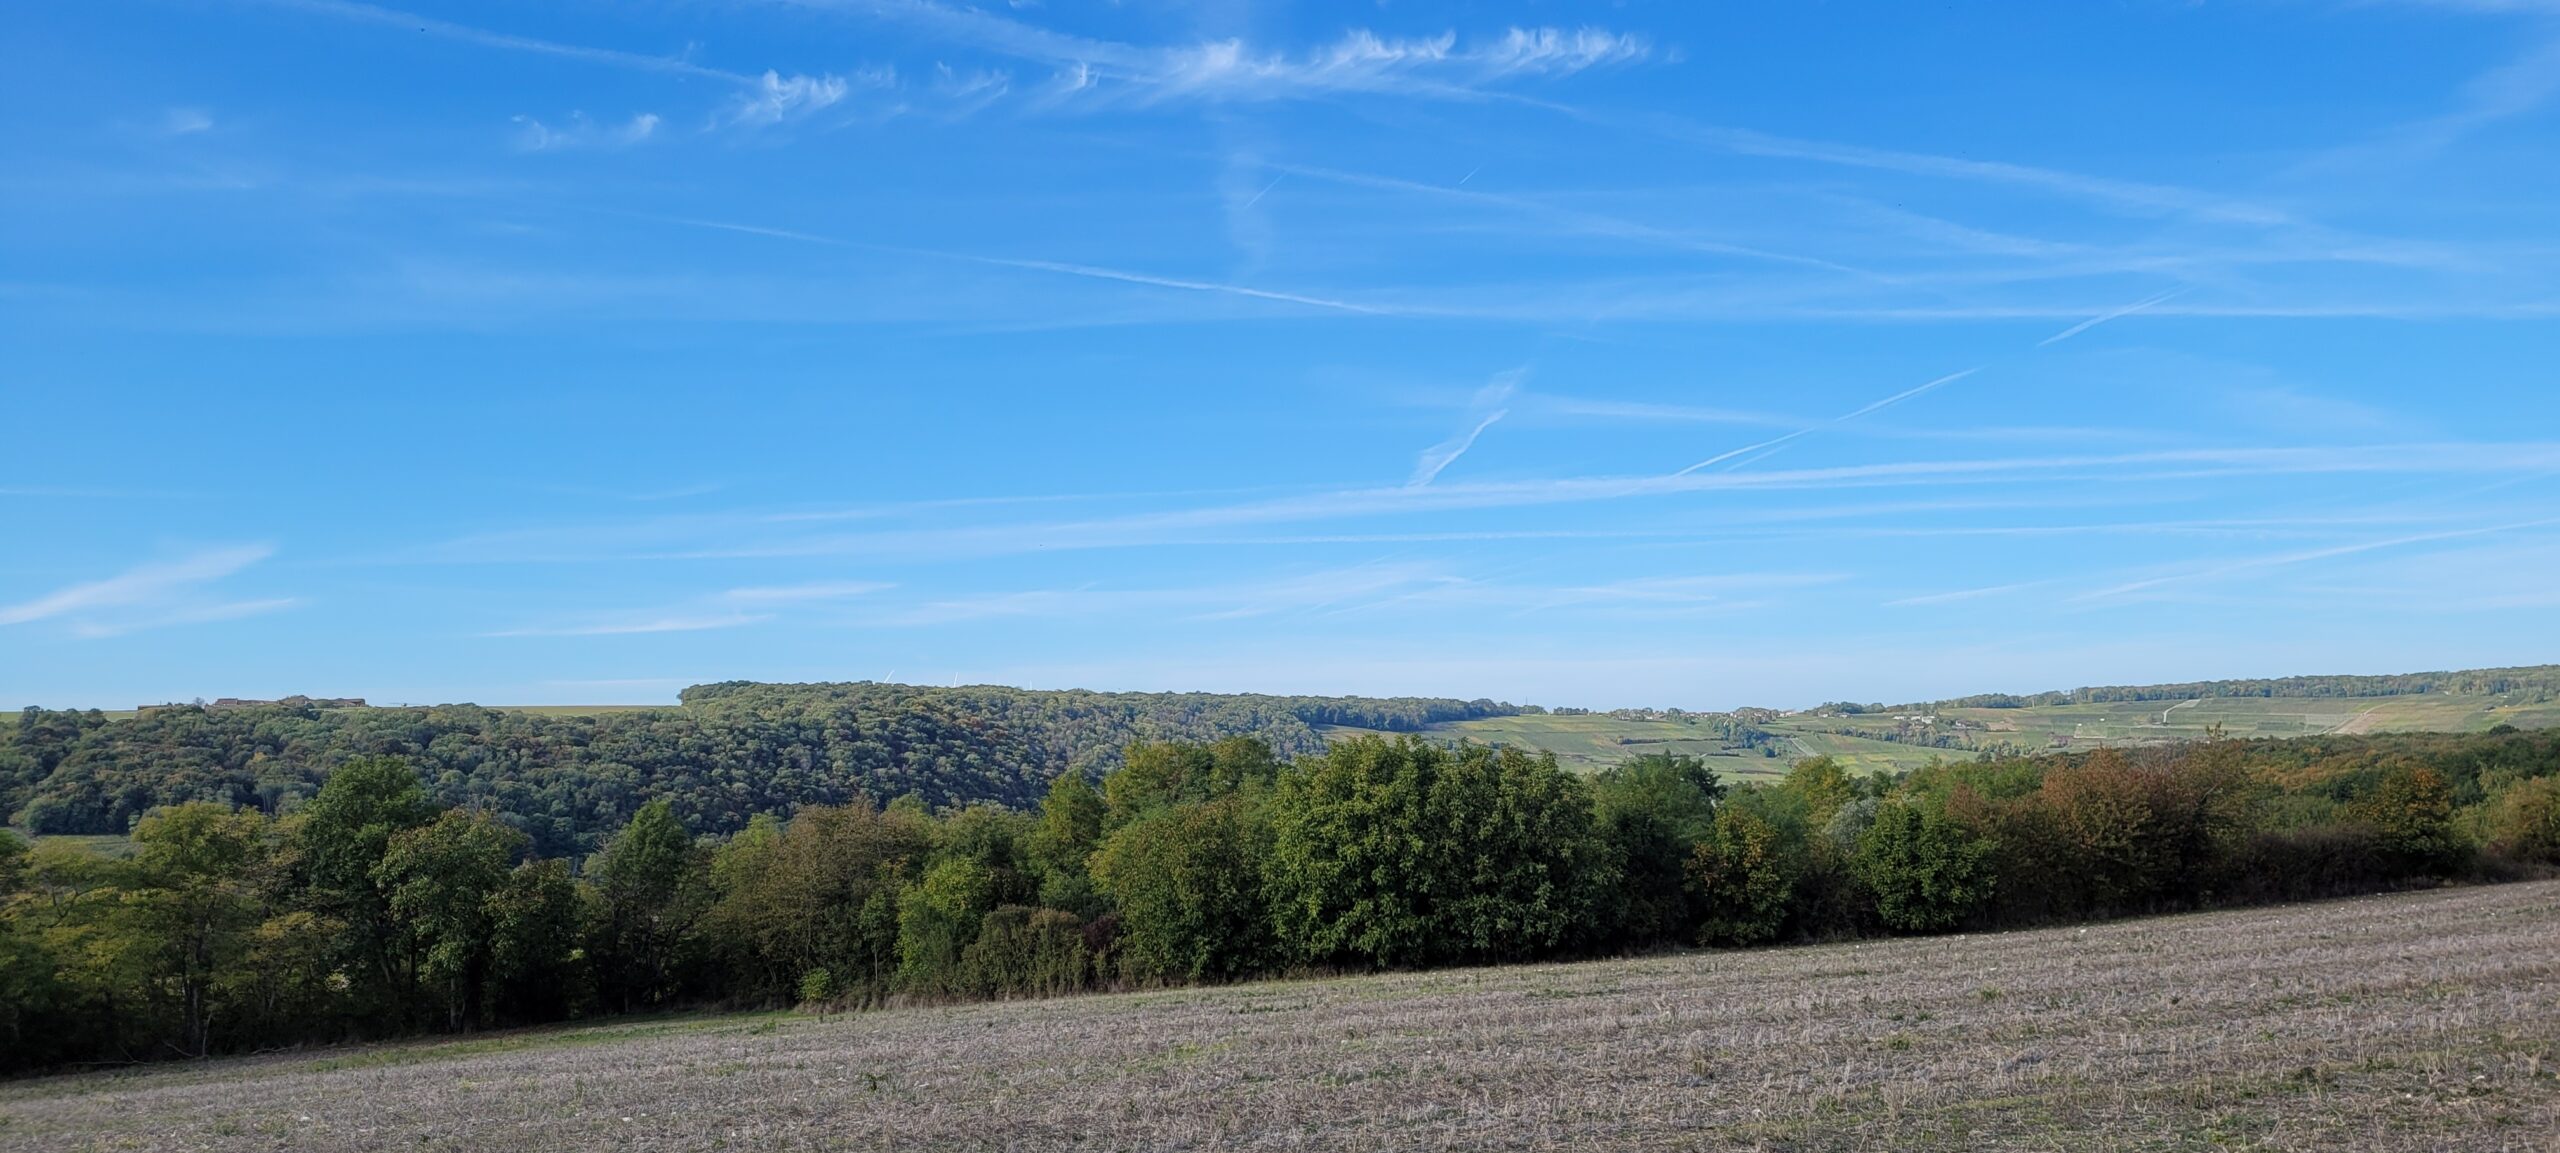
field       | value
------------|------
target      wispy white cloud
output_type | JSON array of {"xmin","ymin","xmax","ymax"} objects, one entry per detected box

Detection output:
[
  {"xmin": 648, "ymin": 212, "xmax": 1402, "ymax": 315},
  {"xmin": 930, "ymin": 64, "xmax": 1011, "ymax": 113},
  {"xmin": 71, "ymin": 598, "xmax": 301, "ymax": 639},
  {"xmin": 719, "ymin": 580, "xmax": 892, "ymax": 603},
  {"xmin": 254, "ymin": 0, "xmax": 753, "ymax": 82},
  {"xmin": 489, "ymin": 579, "xmax": 887, "ymax": 635},
  {"xmin": 1674, "ymin": 369, "xmax": 1980, "ymax": 476},
  {"xmin": 1258, "ymin": 157, "xmax": 1871, "ymax": 275},
  {"xmin": 161, "ymin": 107, "xmax": 216, "ymax": 136},
  {"xmin": 490, "ymin": 612, "xmax": 773, "ymax": 637},
  {"xmin": 1649, "ymin": 119, "xmax": 2297, "ymax": 227},
  {"xmin": 767, "ymin": 1, "xmax": 1646, "ymax": 105},
  {"xmin": 512, "ymin": 111, "xmax": 661, "ymax": 152},
  {"xmin": 1884, "ymin": 580, "xmax": 2052, "ymax": 607},
  {"xmin": 872, "ymin": 565, "xmax": 1834, "ymax": 628},
  {"xmin": 1410, "ymin": 370, "xmax": 1521, "ymax": 486},
  {"xmin": 2359, "ymin": 32, "xmax": 2560, "ymax": 155},
  {"xmin": 2039, "ymin": 289, "xmax": 2180, "ymax": 346},
  {"xmin": 723, "ymin": 70, "xmax": 882, "ymax": 127},
  {"xmin": 881, "ymin": 564, "xmax": 1453, "ymax": 626},
  {"xmin": 2076, "ymin": 516, "xmax": 2560, "ymax": 602},
  {"xmin": 406, "ymin": 442, "xmax": 2560, "ymax": 567},
  {"xmin": 1536, "ymin": 396, "xmax": 1798, "ymax": 427},
  {"xmin": 0, "ymin": 545, "xmax": 289, "ymax": 635},
  {"xmin": 1154, "ymin": 27, "xmax": 1647, "ymax": 101}
]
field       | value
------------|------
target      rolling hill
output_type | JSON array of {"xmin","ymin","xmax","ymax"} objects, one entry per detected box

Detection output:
[{"xmin": 7, "ymin": 664, "xmax": 2556, "ymax": 848}]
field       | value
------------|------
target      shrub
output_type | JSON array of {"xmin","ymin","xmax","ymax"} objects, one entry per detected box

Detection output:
[
  {"xmin": 2222, "ymin": 824, "xmax": 2394, "ymax": 904},
  {"xmin": 960, "ymin": 906, "xmax": 1092, "ymax": 997},
  {"xmin": 2352, "ymin": 764, "xmax": 2465, "ymax": 875},
  {"xmin": 2484, "ymin": 775, "xmax": 2560, "ymax": 864}
]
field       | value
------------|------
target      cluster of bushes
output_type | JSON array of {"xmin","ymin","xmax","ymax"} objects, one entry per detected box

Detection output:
[{"xmin": 4, "ymin": 728, "xmax": 2555, "ymax": 1075}]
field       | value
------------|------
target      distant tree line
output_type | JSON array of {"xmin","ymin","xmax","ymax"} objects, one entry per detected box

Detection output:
[
  {"xmin": 1920, "ymin": 664, "xmax": 2560, "ymax": 709},
  {"xmin": 3, "ymin": 726, "xmax": 2555, "ymax": 1076},
  {"xmin": 0, "ymin": 685, "xmax": 1523, "ymax": 855}
]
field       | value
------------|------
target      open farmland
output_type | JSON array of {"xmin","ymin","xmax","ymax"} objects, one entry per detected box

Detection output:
[
  {"xmin": 7, "ymin": 880, "xmax": 2555, "ymax": 1153},
  {"xmin": 1338, "ymin": 684, "xmax": 2560, "ymax": 776},
  {"xmin": 1323, "ymin": 713, "xmax": 1803, "ymax": 779},
  {"xmin": 1939, "ymin": 692, "xmax": 2560, "ymax": 749}
]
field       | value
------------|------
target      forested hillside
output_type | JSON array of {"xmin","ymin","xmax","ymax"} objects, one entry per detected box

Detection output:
[{"xmin": 0, "ymin": 684, "xmax": 1520, "ymax": 853}]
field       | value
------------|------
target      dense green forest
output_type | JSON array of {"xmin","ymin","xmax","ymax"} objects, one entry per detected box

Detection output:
[
  {"xmin": 1, "ymin": 684, "xmax": 1522, "ymax": 854},
  {"xmin": 3, "ymin": 725, "xmax": 2555, "ymax": 1075}
]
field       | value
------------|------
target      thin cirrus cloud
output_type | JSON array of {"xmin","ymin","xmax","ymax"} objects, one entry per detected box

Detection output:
[
  {"xmin": 723, "ymin": 69, "xmax": 895, "ymax": 127},
  {"xmin": 1150, "ymin": 27, "xmax": 1649, "ymax": 102},
  {"xmin": 512, "ymin": 111, "xmax": 662, "ymax": 152},
  {"xmin": 488, "ymin": 612, "xmax": 774, "ymax": 637},
  {"xmin": 648, "ymin": 212, "xmax": 1401, "ymax": 317},
  {"xmin": 773, "ymin": 0, "xmax": 1650, "ymax": 101},
  {"xmin": 0, "ymin": 544, "xmax": 294, "ymax": 636},
  {"xmin": 487, "ymin": 580, "xmax": 888, "ymax": 636},
  {"xmin": 1409, "ymin": 370, "xmax": 1522, "ymax": 487},
  {"xmin": 403, "ymin": 441, "xmax": 2560, "ymax": 568},
  {"xmin": 876, "ymin": 567, "xmax": 1844, "ymax": 629},
  {"xmin": 720, "ymin": 580, "xmax": 894, "ymax": 603},
  {"xmin": 260, "ymin": 0, "xmax": 872, "ymax": 130},
  {"xmin": 260, "ymin": 0, "xmax": 1647, "ymax": 125}
]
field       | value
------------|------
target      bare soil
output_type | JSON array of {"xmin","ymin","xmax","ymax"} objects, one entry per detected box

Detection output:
[{"xmin": 6, "ymin": 880, "xmax": 2557, "ymax": 1152}]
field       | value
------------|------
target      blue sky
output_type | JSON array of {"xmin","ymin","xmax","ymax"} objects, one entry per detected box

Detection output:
[{"xmin": 4, "ymin": 1, "xmax": 2559, "ymax": 710}]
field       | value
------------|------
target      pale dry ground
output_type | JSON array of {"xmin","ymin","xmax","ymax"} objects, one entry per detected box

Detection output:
[{"xmin": 6, "ymin": 883, "xmax": 2558, "ymax": 1153}]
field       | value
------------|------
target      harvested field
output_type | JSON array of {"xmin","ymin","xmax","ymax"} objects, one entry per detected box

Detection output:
[{"xmin": 6, "ymin": 882, "xmax": 2558, "ymax": 1152}]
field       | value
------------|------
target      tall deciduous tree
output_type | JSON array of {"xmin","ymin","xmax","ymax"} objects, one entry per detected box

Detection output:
[
  {"xmin": 126, "ymin": 803, "xmax": 273, "ymax": 1057},
  {"xmin": 588, "ymin": 799, "xmax": 708, "ymax": 1012},
  {"xmin": 1590, "ymin": 754, "xmax": 1724, "ymax": 948},
  {"xmin": 376, "ymin": 810, "xmax": 524, "ymax": 1031},
  {"xmin": 297, "ymin": 757, "xmax": 434, "ymax": 1024}
]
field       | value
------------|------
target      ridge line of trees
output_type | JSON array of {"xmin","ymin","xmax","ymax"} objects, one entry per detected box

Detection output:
[{"xmin": 4, "ymin": 726, "xmax": 2556, "ymax": 1076}]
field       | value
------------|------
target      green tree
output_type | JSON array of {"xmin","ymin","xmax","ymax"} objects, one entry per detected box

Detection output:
[
  {"xmin": 1685, "ymin": 804, "xmax": 1793, "ymax": 946},
  {"xmin": 587, "ymin": 799, "xmax": 708, "ymax": 1011},
  {"xmin": 1027, "ymin": 773, "xmax": 1106, "ymax": 913},
  {"xmin": 1589, "ymin": 753, "xmax": 1723, "ymax": 947},
  {"xmin": 1266, "ymin": 737, "xmax": 1606, "ymax": 967},
  {"xmin": 2353, "ymin": 764, "xmax": 2464, "ymax": 874},
  {"xmin": 296, "ymin": 757, "xmax": 435, "ymax": 1024},
  {"xmin": 1780, "ymin": 757, "xmax": 1856, "ymax": 829},
  {"xmin": 1090, "ymin": 793, "xmax": 1271, "ymax": 982},
  {"xmin": 487, "ymin": 858, "xmax": 587, "ymax": 1023},
  {"xmin": 0, "ymin": 832, "xmax": 70, "ymax": 1071},
  {"xmin": 702, "ymin": 804, "xmax": 929, "ymax": 1005},
  {"xmin": 375, "ymin": 809, "xmax": 525, "ymax": 1031},
  {"xmin": 1102, "ymin": 738, "xmax": 1281, "ymax": 828},
  {"xmin": 126, "ymin": 803, "xmax": 274, "ymax": 1057},
  {"xmin": 2484, "ymin": 775, "xmax": 2560, "ymax": 864},
  {"xmin": 1855, "ymin": 798, "xmax": 1995, "ymax": 933},
  {"xmin": 896, "ymin": 856, "xmax": 996, "ymax": 995}
]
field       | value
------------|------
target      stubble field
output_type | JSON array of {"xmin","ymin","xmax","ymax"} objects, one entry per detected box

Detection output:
[{"xmin": 5, "ymin": 880, "xmax": 2557, "ymax": 1152}]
